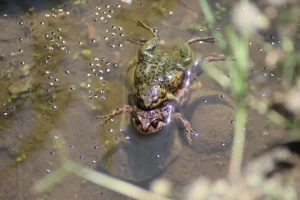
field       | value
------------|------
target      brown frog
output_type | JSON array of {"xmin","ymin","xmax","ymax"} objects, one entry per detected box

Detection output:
[{"xmin": 99, "ymin": 21, "xmax": 226, "ymax": 144}]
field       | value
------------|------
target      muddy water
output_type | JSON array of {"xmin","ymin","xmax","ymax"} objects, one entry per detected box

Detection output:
[{"xmin": 0, "ymin": 0, "xmax": 295, "ymax": 199}]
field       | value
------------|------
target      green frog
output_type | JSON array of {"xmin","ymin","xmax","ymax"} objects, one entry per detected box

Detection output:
[
  {"xmin": 132, "ymin": 20, "xmax": 216, "ymax": 110},
  {"xmin": 99, "ymin": 20, "xmax": 226, "ymax": 144}
]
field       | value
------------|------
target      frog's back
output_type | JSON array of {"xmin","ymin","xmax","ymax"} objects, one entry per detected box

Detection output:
[{"xmin": 134, "ymin": 51, "xmax": 185, "ymax": 92}]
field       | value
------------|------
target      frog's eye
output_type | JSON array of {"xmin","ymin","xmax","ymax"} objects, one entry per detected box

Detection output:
[
  {"xmin": 134, "ymin": 117, "xmax": 141, "ymax": 125},
  {"xmin": 151, "ymin": 119, "xmax": 159, "ymax": 128}
]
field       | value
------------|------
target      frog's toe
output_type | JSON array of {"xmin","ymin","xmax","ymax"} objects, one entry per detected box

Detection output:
[
  {"xmin": 187, "ymin": 136, "xmax": 193, "ymax": 145},
  {"xmin": 97, "ymin": 115, "xmax": 112, "ymax": 125}
]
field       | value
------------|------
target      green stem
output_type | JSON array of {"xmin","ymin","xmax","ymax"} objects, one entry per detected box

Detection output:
[{"xmin": 228, "ymin": 101, "xmax": 247, "ymax": 181}]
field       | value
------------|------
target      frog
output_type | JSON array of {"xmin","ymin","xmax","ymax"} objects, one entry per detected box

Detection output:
[
  {"xmin": 132, "ymin": 20, "xmax": 216, "ymax": 110},
  {"xmin": 99, "ymin": 27, "xmax": 226, "ymax": 144}
]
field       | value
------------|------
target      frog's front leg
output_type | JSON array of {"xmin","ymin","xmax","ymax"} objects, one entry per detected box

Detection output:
[
  {"xmin": 136, "ymin": 20, "xmax": 160, "ymax": 58},
  {"xmin": 203, "ymin": 54, "xmax": 226, "ymax": 64},
  {"xmin": 172, "ymin": 112, "xmax": 196, "ymax": 145},
  {"xmin": 179, "ymin": 37, "xmax": 216, "ymax": 65},
  {"xmin": 98, "ymin": 105, "xmax": 133, "ymax": 125}
]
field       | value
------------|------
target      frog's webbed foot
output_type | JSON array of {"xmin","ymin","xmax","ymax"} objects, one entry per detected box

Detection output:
[
  {"xmin": 136, "ymin": 20, "xmax": 158, "ymax": 37},
  {"xmin": 97, "ymin": 105, "xmax": 133, "ymax": 126},
  {"xmin": 186, "ymin": 37, "xmax": 215, "ymax": 45},
  {"xmin": 172, "ymin": 113, "xmax": 197, "ymax": 145}
]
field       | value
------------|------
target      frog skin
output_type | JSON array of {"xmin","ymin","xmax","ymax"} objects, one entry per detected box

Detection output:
[
  {"xmin": 133, "ymin": 20, "xmax": 216, "ymax": 110},
  {"xmin": 99, "ymin": 50, "xmax": 226, "ymax": 144}
]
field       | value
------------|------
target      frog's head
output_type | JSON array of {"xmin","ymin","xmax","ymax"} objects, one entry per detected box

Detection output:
[
  {"xmin": 137, "ymin": 86, "xmax": 166, "ymax": 109},
  {"xmin": 132, "ymin": 108, "xmax": 167, "ymax": 134}
]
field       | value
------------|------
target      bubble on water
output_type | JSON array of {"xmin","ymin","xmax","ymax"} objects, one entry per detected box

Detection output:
[
  {"xmin": 125, "ymin": 136, "xmax": 131, "ymax": 142},
  {"xmin": 193, "ymin": 132, "xmax": 199, "ymax": 137},
  {"xmin": 70, "ymin": 86, "xmax": 76, "ymax": 91}
]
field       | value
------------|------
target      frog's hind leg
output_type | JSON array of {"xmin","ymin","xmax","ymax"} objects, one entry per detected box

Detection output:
[{"xmin": 97, "ymin": 105, "xmax": 133, "ymax": 126}]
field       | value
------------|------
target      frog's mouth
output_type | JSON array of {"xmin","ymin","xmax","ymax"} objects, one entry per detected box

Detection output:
[{"xmin": 134, "ymin": 121, "xmax": 167, "ymax": 135}]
